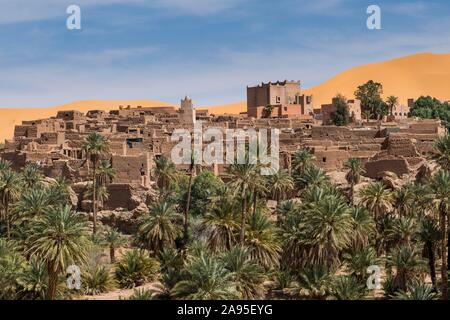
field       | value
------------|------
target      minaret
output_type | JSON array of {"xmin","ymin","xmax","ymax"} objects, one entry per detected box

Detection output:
[{"xmin": 180, "ymin": 96, "xmax": 196, "ymax": 124}]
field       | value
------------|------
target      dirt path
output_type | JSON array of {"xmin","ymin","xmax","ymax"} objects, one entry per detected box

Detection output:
[{"xmin": 80, "ymin": 282, "xmax": 160, "ymax": 300}]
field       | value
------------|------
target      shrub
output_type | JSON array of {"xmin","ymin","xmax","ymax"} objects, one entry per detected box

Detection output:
[{"xmin": 115, "ymin": 250, "xmax": 159, "ymax": 288}]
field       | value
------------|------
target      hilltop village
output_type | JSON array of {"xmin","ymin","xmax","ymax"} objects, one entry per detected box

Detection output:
[
  {"xmin": 0, "ymin": 80, "xmax": 444, "ymax": 219},
  {"xmin": 2, "ymin": 79, "xmax": 450, "ymax": 301}
]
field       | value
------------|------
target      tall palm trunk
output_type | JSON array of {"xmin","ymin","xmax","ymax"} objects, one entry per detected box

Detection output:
[
  {"xmin": 350, "ymin": 182, "xmax": 355, "ymax": 205},
  {"xmin": 46, "ymin": 264, "xmax": 58, "ymax": 300},
  {"xmin": 240, "ymin": 192, "xmax": 247, "ymax": 244},
  {"xmin": 92, "ymin": 160, "xmax": 97, "ymax": 234},
  {"xmin": 183, "ymin": 162, "xmax": 194, "ymax": 246},
  {"xmin": 5, "ymin": 201, "xmax": 10, "ymax": 239},
  {"xmin": 110, "ymin": 246, "xmax": 116, "ymax": 263},
  {"xmin": 426, "ymin": 241, "xmax": 437, "ymax": 289},
  {"xmin": 439, "ymin": 205, "xmax": 448, "ymax": 300},
  {"xmin": 252, "ymin": 190, "xmax": 258, "ymax": 216}
]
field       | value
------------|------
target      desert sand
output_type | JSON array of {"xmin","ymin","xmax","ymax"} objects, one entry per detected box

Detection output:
[{"xmin": 1, "ymin": 52, "xmax": 450, "ymax": 142}]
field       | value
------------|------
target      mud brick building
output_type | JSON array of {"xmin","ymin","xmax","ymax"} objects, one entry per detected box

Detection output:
[{"xmin": 247, "ymin": 81, "xmax": 313, "ymax": 119}]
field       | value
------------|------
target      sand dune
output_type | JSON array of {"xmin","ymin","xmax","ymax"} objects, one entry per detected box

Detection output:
[
  {"xmin": 1, "ymin": 52, "xmax": 450, "ymax": 142},
  {"xmin": 303, "ymin": 52, "xmax": 450, "ymax": 106}
]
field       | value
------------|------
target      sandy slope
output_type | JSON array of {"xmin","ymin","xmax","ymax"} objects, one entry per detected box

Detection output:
[
  {"xmin": 303, "ymin": 52, "xmax": 450, "ymax": 106},
  {"xmin": 2, "ymin": 52, "xmax": 450, "ymax": 142}
]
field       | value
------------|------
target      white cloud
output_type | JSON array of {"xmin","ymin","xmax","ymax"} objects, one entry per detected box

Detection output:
[
  {"xmin": 149, "ymin": 0, "xmax": 243, "ymax": 15},
  {"xmin": 65, "ymin": 46, "xmax": 159, "ymax": 64}
]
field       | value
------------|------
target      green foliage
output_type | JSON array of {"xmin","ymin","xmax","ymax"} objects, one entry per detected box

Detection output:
[
  {"xmin": 331, "ymin": 276, "xmax": 366, "ymax": 300},
  {"xmin": 263, "ymin": 105, "xmax": 274, "ymax": 118},
  {"xmin": 292, "ymin": 265, "xmax": 333, "ymax": 300},
  {"xmin": 222, "ymin": 246, "xmax": 266, "ymax": 299},
  {"xmin": 0, "ymin": 239, "xmax": 27, "ymax": 299},
  {"xmin": 153, "ymin": 155, "xmax": 178, "ymax": 192},
  {"xmin": 190, "ymin": 171, "xmax": 224, "ymax": 216},
  {"xmin": 354, "ymin": 80, "xmax": 388, "ymax": 119},
  {"xmin": 128, "ymin": 288, "xmax": 153, "ymax": 300},
  {"xmin": 171, "ymin": 251, "xmax": 238, "ymax": 300},
  {"xmin": 393, "ymin": 280, "xmax": 437, "ymax": 300},
  {"xmin": 82, "ymin": 265, "xmax": 116, "ymax": 295},
  {"xmin": 17, "ymin": 258, "xmax": 48, "ymax": 300},
  {"xmin": 136, "ymin": 200, "xmax": 182, "ymax": 255},
  {"xmin": 410, "ymin": 96, "xmax": 450, "ymax": 129},
  {"xmin": 115, "ymin": 249, "xmax": 159, "ymax": 288},
  {"xmin": 330, "ymin": 95, "xmax": 350, "ymax": 126}
]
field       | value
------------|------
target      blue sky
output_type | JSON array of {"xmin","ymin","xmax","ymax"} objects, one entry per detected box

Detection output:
[{"xmin": 1, "ymin": 0, "xmax": 450, "ymax": 108}]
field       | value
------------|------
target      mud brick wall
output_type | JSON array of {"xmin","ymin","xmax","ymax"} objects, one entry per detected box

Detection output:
[
  {"xmin": 0, "ymin": 151, "xmax": 26, "ymax": 170},
  {"xmin": 385, "ymin": 136, "xmax": 420, "ymax": 157},
  {"xmin": 105, "ymin": 184, "xmax": 133, "ymax": 210},
  {"xmin": 14, "ymin": 125, "xmax": 29, "ymax": 138},
  {"xmin": 112, "ymin": 154, "xmax": 149, "ymax": 184},
  {"xmin": 313, "ymin": 149, "xmax": 351, "ymax": 171},
  {"xmin": 365, "ymin": 158, "xmax": 410, "ymax": 178}
]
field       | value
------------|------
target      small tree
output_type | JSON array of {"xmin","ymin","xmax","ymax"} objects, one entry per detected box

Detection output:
[
  {"xmin": 331, "ymin": 95, "xmax": 350, "ymax": 126},
  {"xmin": 263, "ymin": 105, "xmax": 274, "ymax": 118},
  {"xmin": 386, "ymin": 96, "xmax": 399, "ymax": 116},
  {"xmin": 355, "ymin": 80, "xmax": 387, "ymax": 120}
]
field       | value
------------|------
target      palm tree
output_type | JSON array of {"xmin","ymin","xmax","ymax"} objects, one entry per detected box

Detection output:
[
  {"xmin": 96, "ymin": 159, "xmax": 116, "ymax": 186},
  {"xmin": 245, "ymin": 211, "xmax": 281, "ymax": 269},
  {"xmin": 153, "ymin": 155, "xmax": 178, "ymax": 192},
  {"xmin": 343, "ymin": 246, "xmax": 380, "ymax": 283},
  {"xmin": 85, "ymin": 182, "xmax": 109, "ymax": 211},
  {"xmin": 428, "ymin": 169, "xmax": 450, "ymax": 299},
  {"xmin": 359, "ymin": 182, "xmax": 393, "ymax": 221},
  {"xmin": 102, "ymin": 227, "xmax": 127, "ymax": 263},
  {"xmin": 431, "ymin": 134, "xmax": 450, "ymax": 170},
  {"xmin": 267, "ymin": 169, "xmax": 294, "ymax": 202},
  {"xmin": 349, "ymin": 207, "xmax": 376, "ymax": 250},
  {"xmin": 386, "ymin": 95, "xmax": 399, "ymax": 116},
  {"xmin": 137, "ymin": 200, "xmax": 182, "ymax": 255},
  {"xmin": 14, "ymin": 187, "xmax": 53, "ymax": 216},
  {"xmin": 394, "ymin": 280, "xmax": 437, "ymax": 300},
  {"xmin": 221, "ymin": 246, "xmax": 266, "ymax": 299},
  {"xmin": 387, "ymin": 216, "xmax": 418, "ymax": 246},
  {"xmin": 226, "ymin": 156, "xmax": 258, "ymax": 244},
  {"xmin": 21, "ymin": 162, "xmax": 44, "ymax": 189},
  {"xmin": 295, "ymin": 166, "xmax": 328, "ymax": 191},
  {"xmin": 50, "ymin": 176, "xmax": 72, "ymax": 204},
  {"xmin": 344, "ymin": 158, "xmax": 365, "ymax": 205},
  {"xmin": 82, "ymin": 132, "xmax": 110, "ymax": 234},
  {"xmin": 292, "ymin": 149, "xmax": 315, "ymax": 176},
  {"xmin": 0, "ymin": 159, "xmax": 11, "ymax": 172},
  {"xmin": 18, "ymin": 257, "xmax": 48, "ymax": 300},
  {"xmin": 417, "ymin": 217, "xmax": 441, "ymax": 289},
  {"xmin": 27, "ymin": 205, "xmax": 90, "ymax": 299},
  {"xmin": 362, "ymin": 110, "xmax": 372, "ymax": 123},
  {"xmin": 393, "ymin": 184, "xmax": 415, "ymax": 217},
  {"xmin": 203, "ymin": 192, "xmax": 240, "ymax": 253},
  {"xmin": 171, "ymin": 252, "xmax": 237, "ymax": 300},
  {"xmin": 183, "ymin": 153, "xmax": 196, "ymax": 246},
  {"xmin": 292, "ymin": 265, "xmax": 333, "ymax": 300},
  {"xmin": 331, "ymin": 276, "xmax": 366, "ymax": 300},
  {"xmin": 0, "ymin": 169, "xmax": 22, "ymax": 239},
  {"xmin": 115, "ymin": 249, "xmax": 159, "ymax": 288},
  {"xmin": 301, "ymin": 195, "xmax": 354, "ymax": 271},
  {"xmin": 387, "ymin": 244, "xmax": 427, "ymax": 292}
]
